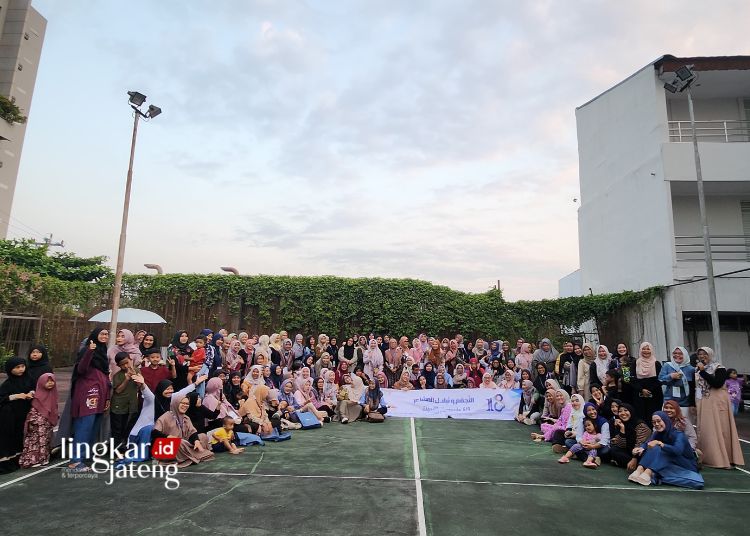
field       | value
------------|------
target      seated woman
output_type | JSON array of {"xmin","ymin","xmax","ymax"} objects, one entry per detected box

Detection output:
[
  {"xmin": 393, "ymin": 371, "xmax": 414, "ymax": 391},
  {"xmin": 531, "ymin": 389, "xmax": 571, "ymax": 443},
  {"xmin": 152, "ymin": 395, "xmax": 214, "ymax": 468},
  {"xmin": 203, "ymin": 378, "xmax": 243, "ymax": 432},
  {"xmin": 416, "ymin": 376, "xmax": 430, "ymax": 390},
  {"xmin": 608, "ymin": 402, "xmax": 651, "ymax": 472},
  {"xmin": 563, "ymin": 402, "xmax": 610, "ymax": 463},
  {"xmin": 185, "ymin": 391, "xmax": 220, "ymax": 434},
  {"xmin": 314, "ymin": 375, "xmax": 337, "ymax": 418},
  {"xmin": 336, "ymin": 374, "xmax": 366, "ymax": 424},
  {"xmin": 516, "ymin": 380, "xmax": 542, "ymax": 425},
  {"xmin": 452, "ymin": 364, "xmax": 468, "ymax": 388},
  {"xmin": 435, "ymin": 374, "xmax": 450, "ymax": 389},
  {"xmin": 294, "ymin": 378, "xmax": 329, "ymax": 423},
  {"xmin": 436, "ymin": 364, "xmax": 453, "ymax": 387},
  {"xmin": 277, "ymin": 379, "xmax": 301, "ymax": 427},
  {"xmin": 629, "ymin": 411, "xmax": 704, "ymax": 489},
  {"xmin": 481, "ymin": 372, "xmax": 498, "ymax": 389},
  {"xmin": 360, "ymin": 379, "xmax": 387, "ymax": 422},
  {"xmin": 663, "ymin": 400, "xmax": 697, "ymax": 450},
  {"xmin": 238, "ymin": 385, "xmax": 275, "ymax": 435},
  {"xmin": 498, "ymin": 369, "xmax": 518, "ymax": 389}
]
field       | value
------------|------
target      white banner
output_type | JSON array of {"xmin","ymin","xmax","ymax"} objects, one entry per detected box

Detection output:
[{"xmin": 382, "ymin": 388, "xmax": 521, "ymax": 420}]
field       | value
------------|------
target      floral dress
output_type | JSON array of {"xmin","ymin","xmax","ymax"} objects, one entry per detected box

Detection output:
[{"xmin": 19, "ymin": 407, "xmax": 54, "ymax": 467}]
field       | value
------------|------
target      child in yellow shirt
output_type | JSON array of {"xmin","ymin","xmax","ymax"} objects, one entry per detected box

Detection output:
[{"xmin": 211, "ymin": 417, "xmax": 244, "ymax": 454}]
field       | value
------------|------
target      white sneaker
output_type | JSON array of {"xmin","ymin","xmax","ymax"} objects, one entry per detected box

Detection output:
[{"xmin": 341, "ymin": 417, "xmax": 349, "ymax": 424}]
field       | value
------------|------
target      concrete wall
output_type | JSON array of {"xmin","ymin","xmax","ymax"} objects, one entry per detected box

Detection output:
[
  {"xmin": 576, "ymin": 66, "xmax": 675, "ymax": 293},
  {"xmin": 672, "ymin": 195, "xmax": 749, "ymax": 235},
  {"xmin": 692, "ymin": 331, "xmax": 749, "ymax": 372},
  {"xmin": 662, "ymin": 142, "xmax": 750, "ymax": 182},
  {"xmin": 558, "ymin": 269, "xmax": 582, "ymax": 298},
  {"xmin": 0, "ymin": 0, "xmax": 45, "ymax": 238},
  {"xmin": 667, "ymin": 97, "xmax": 744, "ymax": 122}
]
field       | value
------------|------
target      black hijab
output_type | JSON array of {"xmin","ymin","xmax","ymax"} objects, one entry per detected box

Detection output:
[
  {"xmin": 365, "ymin": 379, "xmax": 383, "ymax": 407},
  {"xmin": 0, "ymin": 356, "xmax": 34, "ymax": 398},
  {"xmin": 170, "ymin": 330, "xmax": 192, "ymax": 355},
  {"xmin": 343, "ymin": 340, "xmax": 355, "ymax": 360},
  {"xmin": 73, "ymin": 328, "xmax": 110, "ymax": 384},
  {"xmin": 154, "ymin": 379, "xmax": 174, "ymax": 420},
  {"xmin": 224, "ymin": 372, "xmax": 243, "ymax": 408},
  {"xmin": 26, "ymin": 344, "xmax": 53, "ymax": 385},
  {"xmin": 619, "ymin": 402, "xmax": 647, "ymax": 450},
  {"xmin": 270, "ymin": 366, "xmax": 284, "ymax": 389},
  {"xmin": 139, "ymin": 333, "xmax": 158, "ymax": 356}
]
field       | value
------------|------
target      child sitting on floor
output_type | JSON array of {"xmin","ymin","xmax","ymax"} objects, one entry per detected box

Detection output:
[
  {"xmin": 210, "ymin": 416, "xmax": 244, "ymax": 455},
  {"xmin": 557, "ymin": 418, "xmax": 601, "ymax": 469}
]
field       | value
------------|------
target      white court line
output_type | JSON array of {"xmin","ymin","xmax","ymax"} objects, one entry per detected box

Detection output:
[
  {"xmin": 410, "ymin": 417, "xmax": 428, "ymax": 536},
  {"xmin": 736, "ymin": 466, "xmax": 750, "ymax": 477},
  {"xmin": 0, "ymin": 460, "xmax": 66, "ymax": 490},
  {"xmin": 174, "ymin": 470, "xmax": 750, "ymax": 495},
  {"xmin": 739, "ymin": 438, "xmax": 750, "ymax": 445}
]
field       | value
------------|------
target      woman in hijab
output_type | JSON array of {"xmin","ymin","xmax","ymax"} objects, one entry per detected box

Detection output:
[
  {"xmin": 556, "ymin": 393, "xmax": 586, "ymax": 451},
  {"xmin": 239, "ymin": 385, "xmax": 275, "ymax": 435},
  {"xmin": 168, "ymin": 330, "xmax": 192, "ymax": 390},
  {"xmin": 591, "ymin": 344, "xmax": 613, "ymax": 387},
  {"xmin": 659, "ymin": 346, "xmax": 695, "ymax": 419},
  {"xmin": 279, "ymin": 338, "xmax": 295, "ymax": 370},
  {"xmin": 481, "ymin": 372, "xmax": 499, "ymax": 389},
  {"xmin": 26, "ymin": 344, "xmax": 53, "ymax": 386},
  {"xmin": 436, "ymin": 364, "xmax": 453, "ymax": 387},
  {"xmin": 663, "ymin": 400, "xmax": 697, "ymax": 450},
  {"xmin": 452, "ymin": 363, "xmax": 468, "ymax": 388},
  {"xmin": 336, "ymin": 374, "xmax": 366, "ymax": 423},
  {"xmin": 0, "ymin": 357, "xmax": 34, "ymax": 473},
  {"xmin": 435, "ymin": 374, "xmax": 449, "ymax": 389},
  {"xmin": 498, "ymin": 369, "xmax": 518, "ymax": 389},
  {"xmin": 68, "ymin": 328, "xmax": 112, "ymax": 471},
  {"xmin": 269, "ymin": 364, "xmax": 284, "ymax": 390},
  {"xmin": 376, "ymin": 370, "xmax": 389, "ymax": 389},
  {"xmin": 576, "ymin": 343, "xmax": 596, "ymax": 401},
  {"xmin": 628, "ymin": 411, "xmax": 703, "ymax": 488},
  {"xmin": 608, "ymin": 402, "xmax": 652, "ymax": 471},
  {"xmin": 19, "ymin": 372, "xmax": 58, "ymax": 468},
  {"xmin": 409, "ymin": 338, "xmax": 423, "ymax": 364},
  {"xmin": 269, "ymin": 333, "xmax": 283, "ymax": 365},
  {"xmin": 532, "ymin": 389, "xmax": 571, "ymax": 443},
  {"xmin": 184, "ymin": 391, "xmax": 220, "ymax": 434},
  {"xmin": 294, "ymin": 366, "xmax": 313, "ymax": 392},
  {"xmin": 152, "ymin": 394, "xmax": 214, "ymax": 468},
  {"xmin": 224, "ymin": 339, "xmax": 244, "ymax": 373},
  {"xmin": 361, "ymin": 378, "xmax": 387, "ymax": 421},
  {"xmin": 294, "ymin": 378, "xmax": 328, "ymax": 423},
  {"xmin": 393, "ymin": 370, "xmax": 414, "ymax": 391},
  {"xmin": 384, "ymin": 338, "xmax": 403, "ymax": 386},
  {"xmin": 532, "ymin": 362, "xmax": 555, "ymax": 394},
  {"xmin": 203, "ymin": 377, "xmax": 241, "ymax": 430},
  {"xmin": 363, "ymin": 339, "xmax": 384, "ymax": 380},
  {"xmin": 225, "ymin": 372, "xmax": 246, "ymax": 409},
  {"xmin": 108, "ymin": 328, "xmax": 143, "ymax": 372},
  {"xmin": 516, "ymin": 380, "xmax": 541, "ymax": 425},
  {"xmin": 695, "ymin": 346, "xmax": 744, "ymax": 468},
  {"xmin": 515, "ymin": 343, "xmax": 533, "ymax": 372},
  {"xmin": 139, "ymin": 333, "xmax": 158, "ymax": 361},
  {"xmin": 422, "ymin": 362, "xmax": 437, "ymax": 387},
  {"xmin": 335, "ymin": 360, "xmax": 351, "ymax": 385},
  {"xmin": 532, "ymin": 338, "xmax": 558, "ymax": 372},
  {"xmin": 633, "ymin": 342, "xmax": 663, "ymax": 422},
  {"xmin": 489, "ymin": 358, "xmax": 504, "ymax": 384}
]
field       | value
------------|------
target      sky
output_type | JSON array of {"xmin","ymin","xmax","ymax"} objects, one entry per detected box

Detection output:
[{"xmin": 6, "ymin": 0, "xmax": 750, "ymax": 300}]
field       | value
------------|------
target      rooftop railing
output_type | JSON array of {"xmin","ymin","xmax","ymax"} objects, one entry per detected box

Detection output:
[
  {"xmin": 675, "ymin": 234, "xmax": 750, "ymax": 261},
  {"xmin": 668, "ymin": 120, "xmax": 750, "ymax": 142}
]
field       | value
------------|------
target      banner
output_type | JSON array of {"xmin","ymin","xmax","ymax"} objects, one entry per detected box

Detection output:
[{"xmin": 382, "ymin": 388, "xmax": 521, "ymax": 420}]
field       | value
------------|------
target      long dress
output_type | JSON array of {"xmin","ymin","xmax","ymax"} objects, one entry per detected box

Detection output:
[
  {"xmin": 639, "ymin": 430, "xmax": 704, "ymax": 489},
  {"xmin": 19, "ymin": 408, "xmax": 55, "ymax": 467},
  {"xmin": 696, "ymin": 364, "xmax": 745, "ymax": 468},
  {"xmin": 0, "ymin": 362, "xmax": 33, "ymax": 474}
]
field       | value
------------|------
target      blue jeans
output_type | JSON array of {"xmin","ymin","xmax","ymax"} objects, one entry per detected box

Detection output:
[{"xmin": 71, "ymin": 413, "xmax": 103, "ymax": 463}]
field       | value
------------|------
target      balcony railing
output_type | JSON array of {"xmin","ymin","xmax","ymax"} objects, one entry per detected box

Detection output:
[
  {"xmin": 675, "ymin": 235, "xmax": 750, "ymax": 261},
  {"xmin": 668, "ymin": 120, "xmax": 750, "ymax": 142}
]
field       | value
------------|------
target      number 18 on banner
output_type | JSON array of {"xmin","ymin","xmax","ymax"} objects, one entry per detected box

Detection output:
[{"xmin": 486, "ymin": 394, "xmax": 505, "ymax": 413}]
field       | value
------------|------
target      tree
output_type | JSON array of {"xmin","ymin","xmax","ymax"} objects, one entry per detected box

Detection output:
[{"xmin": 0, "ymin": 239, "xmax": 112, "ymax": 282}]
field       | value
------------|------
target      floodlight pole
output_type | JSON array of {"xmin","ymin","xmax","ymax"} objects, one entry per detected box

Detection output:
[
  {"xmin": 109, "ymin": 110, "xmax": 140, "ymax": 342},
  {"xmin": 686, "ymin": 85, "xmax": 721, "ymax": 358}
]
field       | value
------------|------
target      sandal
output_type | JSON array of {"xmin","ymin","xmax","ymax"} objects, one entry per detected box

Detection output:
[
  {"xmin": 67, "ymin": 462, "xmax": 91, "ymax": 472},
  {"xmin": 557, "ymin": 457, "xmax": 570, "ymax": 464}
]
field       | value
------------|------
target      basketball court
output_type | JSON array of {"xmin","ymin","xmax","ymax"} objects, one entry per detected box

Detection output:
[{"xmin": 1, "ymin": 418, "xmax": 749, "ymax": 535}]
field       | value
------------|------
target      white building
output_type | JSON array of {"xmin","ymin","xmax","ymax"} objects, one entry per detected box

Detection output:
[
  {"xmin": 560, "ymin": 54, "xmax": 750, "ymax": 372},
  {"xmin": 0, "ymin": 0, "xmax": 46, "ymax": 239}
]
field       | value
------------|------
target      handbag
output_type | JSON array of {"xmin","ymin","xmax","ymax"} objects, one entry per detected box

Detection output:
[
  {"xmin": 295, "ymin": 410, "xmax": 322, "ymax": 429},
  {"xmin": 367, "ymin": 411, "xmax": 385, "ymax": 423}
]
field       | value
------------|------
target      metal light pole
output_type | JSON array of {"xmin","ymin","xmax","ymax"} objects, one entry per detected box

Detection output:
[
  {"xmin": 109, "ymin": 91, "xmax": 162, "ymax": 341},
  {"xmin": 686, "ymin": 85, "xmax": 722, "ymax": 358}
]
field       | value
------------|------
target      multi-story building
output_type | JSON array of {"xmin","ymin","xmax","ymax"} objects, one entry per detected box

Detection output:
[
  {"xmin": 559, "ymin": 54, "xmax": 750, "ymax": 371},
  {"xmin": 0, "ymin": 0, "xmax": 45, "ymax": 238}
]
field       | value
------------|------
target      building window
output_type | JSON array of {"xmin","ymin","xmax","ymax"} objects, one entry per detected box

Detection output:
[{"xmin": 683, "ymin": 312, "xmax": 750, "ymax": 331}]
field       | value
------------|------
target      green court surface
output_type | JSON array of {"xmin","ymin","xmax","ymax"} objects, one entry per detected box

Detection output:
[{"xmin": 1, "ymin": 418, "xmax": 749, "ymax": 536}]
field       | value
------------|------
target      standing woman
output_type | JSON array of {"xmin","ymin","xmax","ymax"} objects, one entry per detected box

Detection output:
[
  {"xmin": 532, "ymin": 338, "xmax": 558, "ymax": 373},
  {"xmin": 695, "ymin": 346, "xmax": 744, "ymax": 469},
  {"xmin": 168, "ymin": 330, "xmax": 192, "ymax": 390},
  {"xmin": 633, "ymin": 342, "xmax": 663, "ymax": 422},
  {"xmin": 26, "ymin": 344, "xmax": 53, "ymax": 386},
  {"xmin": 0, "ymin": 357, "xmax": 35, "ymax": 473},
  {"xmin": 659, "ymin": 346, "xmax": 695, "ymax": 421},
  {"xmin": 363, "ymin": 339, "xmax": 384, "ymax": 380},
  {"xmin": 108, "ymin": 328, "xmax": 143, "ymax": 372},
  {"xmin": 515, "ymin": 343, "xmax": 533, "ymax": 373},
  {"xmin": 384, "ymin": 338, "xmax": 403, "ymax": 386},
  {"xmin": 611, "ymin": 342, "xmax": 635, "ymax": 404},
  {"xmin": 68, "ymin": 329, "xmax": 112, "ymax": 471},
  {"xmin": 576, "ymin": 343, "xmax": 596, "ymax": 401}
]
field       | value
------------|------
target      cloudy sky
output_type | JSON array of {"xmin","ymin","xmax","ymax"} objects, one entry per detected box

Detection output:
[{"xmin": 7, "ymin": 0, "xmax": 750, "ymax": 299}]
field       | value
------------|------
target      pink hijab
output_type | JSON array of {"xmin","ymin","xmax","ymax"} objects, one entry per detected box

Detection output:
[
  {"xmin": 30, "ymin": 372, "xmax": 59, "ymax": 427},
  {"xmin": 636, "ymin": 342, "xmax": 657, "ymax": 379}
]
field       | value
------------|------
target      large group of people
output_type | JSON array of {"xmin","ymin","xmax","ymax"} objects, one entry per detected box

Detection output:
[{"xmin": 0, "ymin": 329, "xmax": 745, "ymax": 490}]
